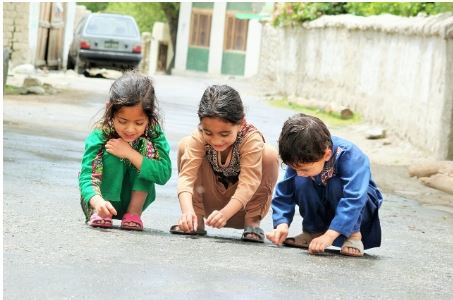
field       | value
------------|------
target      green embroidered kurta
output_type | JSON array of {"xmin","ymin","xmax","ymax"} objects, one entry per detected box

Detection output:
[{"xmin": 79, "ymin": 125, "xmax": 172, "ymax": 219}]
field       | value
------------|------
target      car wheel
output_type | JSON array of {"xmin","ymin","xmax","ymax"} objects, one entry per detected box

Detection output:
[
  {"xmin": 66, "ymin": 54, "xmax": 74, "ymax": 70},
  {"xmin": 74, "ymin": 56, "xmax": 86, "ymax": 75}
]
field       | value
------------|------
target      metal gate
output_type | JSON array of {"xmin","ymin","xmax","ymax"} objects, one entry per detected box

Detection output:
[{"xmin": 35, "ymin": 2, "xmax": 65, "ymax": 69}]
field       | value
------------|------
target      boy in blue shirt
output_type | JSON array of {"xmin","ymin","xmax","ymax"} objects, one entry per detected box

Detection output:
[{"xmin": 266, "ymin": 113, "xmax": 383, "ymax": 256}]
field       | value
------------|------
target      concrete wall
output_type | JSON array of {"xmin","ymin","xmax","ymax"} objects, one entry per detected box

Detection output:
[
  {"xmin": 3, "ymin": 2, "xmax": 32, "ymax": 66},
  {"xmin": 3, "ymin": 2, "xmax": 77, "ymax": 69},
  {"xmin": 258, "ymin": 14, "xmax": 453, "ymax": 159},
  {"xmin": 174, "ymin": 2, "xmax": 192, "ymax": 74},
  {"xmin": 148, "ymin": 22, "xmax": 174, "ymax": 74},
  {"xmin": 173, "ymin": 2, "xmax": 263, "ymax": 78}
]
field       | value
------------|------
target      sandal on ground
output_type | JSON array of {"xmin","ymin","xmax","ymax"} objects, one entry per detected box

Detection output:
[
  {"xmin": 340, "ymin": 238, "xmax": 364, "ymax": 257},
  {"xmin": 283, "ymin": 232, "xmax": 322, "ymax": 249},
  {"xmin": 241, "ymin": 226, "xmax": 265, "ymax": 243},
  {"xmin": 120, "ymin": 213, "xmax": 143, "ymax": 231},
  {"xmin": 88, "ymin": 213, "xmax": 112, "ymax": 229},
  {"xmin": 169, "ymin": 224, "xmax": 207, "ymax": 236}
]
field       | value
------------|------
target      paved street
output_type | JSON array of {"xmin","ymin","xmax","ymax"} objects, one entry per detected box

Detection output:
[{"xmin": 3, "ymin": 73, "xmax": 453, "ymax": 299}]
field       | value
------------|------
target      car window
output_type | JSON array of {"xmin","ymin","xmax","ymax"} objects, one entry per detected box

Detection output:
[
  {"xmin": 85, "ymin": 15, "xmax": 139, "ymax": 38},
  {"xmin": 76, "ymin": 17, "xmax": 87, "ymax": 34}
]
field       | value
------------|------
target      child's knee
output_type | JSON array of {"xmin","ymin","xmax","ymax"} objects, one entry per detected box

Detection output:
[
  {"xmin": 177, "ymin": 136, "xmax": 192, "ymax": 171},
  {"xmin": 262, "ymin": 144, "xmax": 279, "ymax": 182}
]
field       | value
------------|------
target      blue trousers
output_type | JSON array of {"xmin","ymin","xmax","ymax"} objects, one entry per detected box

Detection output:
[{"xmin": 294, "ymin": 176, "xmax": 382, "ymax": 249}]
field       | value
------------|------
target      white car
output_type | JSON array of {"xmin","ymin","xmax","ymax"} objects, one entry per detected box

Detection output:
[{"xmin": 67, "ymin": 13, "xmax": 142, "ymax": 74}]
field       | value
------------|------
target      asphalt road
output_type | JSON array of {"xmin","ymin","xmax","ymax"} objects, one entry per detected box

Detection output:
[{"xmin": 3, "ymin": 73, "xmax": 453, "ymax": 299}]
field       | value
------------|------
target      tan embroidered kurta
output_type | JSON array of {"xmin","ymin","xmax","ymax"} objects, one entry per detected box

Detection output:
[{"xmin": 177, "ymin": 128, "xmax": 264, "ymax": 209}]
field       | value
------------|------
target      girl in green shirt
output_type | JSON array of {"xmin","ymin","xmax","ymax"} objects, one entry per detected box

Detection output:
[{"xmin": 79, "ymin": 71, "xmax": 172, "ymax": 230}]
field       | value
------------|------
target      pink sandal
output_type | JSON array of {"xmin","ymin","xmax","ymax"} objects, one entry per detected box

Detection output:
[
  {"xmin": 121, "ymin": 213, "xmax": 143, "ymax": 231},
  {"xmin": 89, "ymin": 213, "xmax": 112, "ymax": 228}
]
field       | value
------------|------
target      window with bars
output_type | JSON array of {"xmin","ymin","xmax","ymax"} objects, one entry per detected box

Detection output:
[
  {"xmin": 189, "ymin": 10, "xmax": 212, "ymax": 48},
  {"xmin": 224, "ymin": 15, "xmax": 249, "ymax": 51}
]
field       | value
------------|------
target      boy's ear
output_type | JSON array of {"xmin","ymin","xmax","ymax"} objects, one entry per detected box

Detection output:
[{"xmin": 324, "ymin": 148, "xmax": 333, "ymax": 161}]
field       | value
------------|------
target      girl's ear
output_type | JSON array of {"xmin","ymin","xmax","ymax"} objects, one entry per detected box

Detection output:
[{"xmin": 324, "ymin": 148, "xmax": 333, "ymax": 162}]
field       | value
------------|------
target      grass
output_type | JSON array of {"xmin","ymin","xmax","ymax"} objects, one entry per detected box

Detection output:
[
  {"xmin": 3, "ymin": 84, "xmax": 26, "ymax": 95},
  {"xmin": 269, "ymin": 98, "xmax": 362, "ymax": 127}
]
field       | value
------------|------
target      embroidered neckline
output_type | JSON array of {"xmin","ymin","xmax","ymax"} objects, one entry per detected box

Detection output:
[
  {"xmin": 317, "ymin": 146, "xmax": 343, "ymax": 185},
  {"xmin": 204, "ymin": 121, "xmax": 261, "ymax": 179}
]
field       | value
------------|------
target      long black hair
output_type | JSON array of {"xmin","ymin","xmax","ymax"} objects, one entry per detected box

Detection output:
[{"xmin": 99, "ymin": 70, "xmax": 160, "ymax": 138}]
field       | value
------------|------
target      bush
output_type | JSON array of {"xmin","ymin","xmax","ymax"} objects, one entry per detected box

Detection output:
[
  {"xmin": 344, "ymin": 2, "xmax": 453, "ymax": 17},
  {"xmin": 272, "ymin": 2, "xmax": 453, "ymax": 26},
  {"xmin": 272, "ymin": 2, "xmax": 347, "ymax": 26}
]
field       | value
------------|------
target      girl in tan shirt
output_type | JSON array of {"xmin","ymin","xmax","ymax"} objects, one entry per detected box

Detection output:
[{"xmin": 170, "ymin": 85, "xmax": 279, "ymax": 242}]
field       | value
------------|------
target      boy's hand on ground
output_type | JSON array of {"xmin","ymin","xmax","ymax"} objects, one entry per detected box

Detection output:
[
  {"xmin": 178, "ymin": 212, "xmax": 198, "ymax": 232},
  {"xmin": 266, "ymin": 223, "xmax": 289, "ymax": 246},
  {"xmin": 105, "ymin": 138, "xmax": 133, "ymax": 159},
  {"xmin": 206, "ymin": 210, "xmax": 227, "ymax": 228},
  {"xmin": 308, "ymin": 230, "xmax": 339, "ymax": 254}
]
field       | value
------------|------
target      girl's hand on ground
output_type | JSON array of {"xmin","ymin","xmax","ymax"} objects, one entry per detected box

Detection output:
[
  {"xmin": 308, "ymin": 231, "xmax": 337, "ymax": 254},
  {"xmin": 266, "ymin": 223, "xmax": 289, "ymax": 246},
  {"xmin": 206, "ymin": 210, "xmax": 227, "ymax": 229},
  {"xmin": 105, "ymin": 138, "xmax": 133, "ymax": 159},
  {"xmin": 92, "ymin": 197, "xmax": 117, "ymax": 219},
  {"xmin": 178, "ymin": 212, "xmax": 198, "ymax": 232}
]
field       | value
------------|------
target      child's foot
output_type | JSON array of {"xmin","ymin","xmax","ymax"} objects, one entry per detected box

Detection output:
[
  {"xmin": 121, "ymin": 213, "xmax": 143, "ymax": 231},
  {"xmin": 340, "ymin": 232, "xmax": 364, "ymax": 257},
  {"xmin": 89, "ymin": 213, "xmax": 112, "ymax": 228},
  {"xmin": 241, "ymin": 226, "xmax": 265, "ymax": 243},
  {"xmin": 242, "ymin": 217, "xmax": 264, "ymax": 242}
]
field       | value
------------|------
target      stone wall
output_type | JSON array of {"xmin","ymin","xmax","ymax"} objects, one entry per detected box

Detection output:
[
  {"xmin": 3, "ymin": 2, "xmax": 31, "ymax": 66},
  {"xmin": 257, "ymin": 14, "xmax": 453, "ymax": 159}
]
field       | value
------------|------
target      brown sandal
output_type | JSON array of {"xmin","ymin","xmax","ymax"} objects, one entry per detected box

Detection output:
[
  {"xmin": 283, "ymin": 232, "xmax": 322, "ymax": 249},
  {"xmin": 169, "ymin": 225, "xmax": 207, "ymax": 236}
]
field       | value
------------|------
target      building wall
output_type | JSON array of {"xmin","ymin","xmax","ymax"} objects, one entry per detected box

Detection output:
[
  {"xmin": 148, "ymin": 22, "xmax": 174, "ymax": 74},
  {"xmin": 174, "ymin": 2, "xmax": 192, "ymax": 73},
  {"xmin": 3, "ymin": 2, "xmax": 32, "ymax": 66},
  {"xmin": 258, "ymin": 14, "xmax": 453, "ymax": 159},
  {"xmin": 186, "ymin": 2, "xmax": 213, "ymax": 72},
  {"xmin": 174, "ymin": 1, "xmax": 263, "ymax": 77}
]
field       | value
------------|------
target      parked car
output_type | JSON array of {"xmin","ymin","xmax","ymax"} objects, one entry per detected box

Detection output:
[{"xmin": 67, "ymin": 13, "xmax": 142, "ymax": 74}]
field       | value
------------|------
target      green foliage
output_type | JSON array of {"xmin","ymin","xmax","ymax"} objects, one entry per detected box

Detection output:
[
  {"xmin": 104, "ymin": 2, "xmax": 166, "ymax": 33},
  {"xmin": 344, "ymin": 2, "xmax": 453, "ymax": 17},
  {"xmin": 77, "ymin": 2, "xmax": 109, "ymax": 13},
  {"xmin": 272, "ymin": 2, "xmax": 347, "ymax": 26},
  {"xmin": 78, "ymin": 2, "xmax": 169, "ymax": 33},
  {"xmin": 272, "ymin": 2, "xmax": 453, "ymax": 26},
  {"xmin": 3, "ymin": 84, "xmax": 25, "ymax": 95}
]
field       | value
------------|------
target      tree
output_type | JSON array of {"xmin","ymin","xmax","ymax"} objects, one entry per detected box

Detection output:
[
  {"xmin": 159, "ymin": 3, "xmax": 179, "ymax": 74},
  {"xmin": 78, "ymin": 2, "xmax": 109, "ymax": 13},
  {"xmin": 104, "ymin": 2, "xmax": 166, "ymax": 33}
]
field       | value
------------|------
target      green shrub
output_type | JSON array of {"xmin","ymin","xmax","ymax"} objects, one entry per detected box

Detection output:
[
  {"xmin": 272, "ymin": 2, "xmax": 453, "ymax": 26},
  {"xmin": 273, "ymin": 2, "xmax": 347, "ymax": 26}
]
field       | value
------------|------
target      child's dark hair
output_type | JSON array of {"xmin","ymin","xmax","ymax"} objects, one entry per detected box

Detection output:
[
  {"xmin": 100, "ymin": 70, "xmax": 160, "ymax": 138},
  {"xmin": 279, "ymin": 113, "xmax": 333, "ymax": 165},
  {"xmin": 198, "ymin": 85, "xmax": 244, "ymax": 124}
]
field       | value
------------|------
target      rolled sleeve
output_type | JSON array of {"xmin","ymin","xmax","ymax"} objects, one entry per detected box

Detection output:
[{"xmin": 271, "ymin": 167, "xmax": 297, "ymax": 228}]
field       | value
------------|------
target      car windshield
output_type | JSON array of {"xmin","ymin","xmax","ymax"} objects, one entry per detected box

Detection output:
[{"xmin": 85, "ymin": 15, "xmax": 139, "ymax": 38}]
